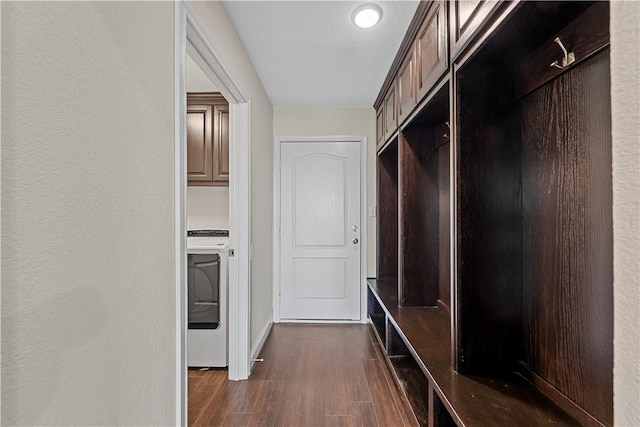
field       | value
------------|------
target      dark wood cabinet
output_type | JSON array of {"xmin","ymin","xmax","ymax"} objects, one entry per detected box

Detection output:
[
  {"xmin": 187, "ymin": 92, "xmax": 229, "ymax": 186},
  {"xmin": 376, "ymin": 84, "xmax": 399, "ymax": 149},
  {"xmin": 376, "ymin": 106, "xmax": 385, "ymax": 149},
  {"xmin": 383, "ymin": 84, "xmax": 397, "ymax": 142},
  {"xmin": 416, "ymin": 0, "xmax": 448, "ymax": 104},
  {"xmin": 372, "ymin": 1, "xmax": 612, "ymax": 426},
  {"xmin": 449, "ymin": 0, "xmax": 501, "ymax": 61},
  {"xmin": 397, "ymin": 48, "xmax": 416, "ymax": 125}
]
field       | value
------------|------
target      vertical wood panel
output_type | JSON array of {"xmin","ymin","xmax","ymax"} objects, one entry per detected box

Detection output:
[
  {"xmin": 521, "ymin": 50, "xmax": 613, "ymax": 426},
  {"xmin": 437, "ymin": 140, "xmax": 451, "ymax": 311},
  {"xmin": 455, "ymin": 61, "xmax": 523, "ymax": 373},
  {"xmin": 399, "ymin": 128, "xmax": 439, "ymax": 306},
  {"xmin": 377, "ymin": 145, "xmax": 399, "ymax": 280}
]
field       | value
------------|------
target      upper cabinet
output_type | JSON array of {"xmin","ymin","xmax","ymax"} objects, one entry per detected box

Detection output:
[
  {"xmin": 397, "ymin": 47, "xmax": 416, "ymax": 125},
  {"xmin": 187, "ymin": 93, "xmax": 229, "ymax": 187},
  {"xmin": 375, "ymin": 0, "xmax": 449, "ymax": 147},
  {"xmin": 449, "ymin": 0, "xmax": 501, "ymax": 61},
  {"xmin": 376, "ymin": 106, "xmax": 385, "ymax": 149},
  {"xmin": 416, "ymin": 0, "xmax": 448, "ymax": 103},
  {"xmin": 383, "ymin": 83, "xmax": 398, "ymax": 142},
  {"xmin": 377, "ymin": 80, "xmax": 399, "ymax": 150}
]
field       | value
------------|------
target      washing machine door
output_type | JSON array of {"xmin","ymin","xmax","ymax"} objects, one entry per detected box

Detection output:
[{"xmin": 187, "ymin": 253, "xmax": 220, "ymax": 329}]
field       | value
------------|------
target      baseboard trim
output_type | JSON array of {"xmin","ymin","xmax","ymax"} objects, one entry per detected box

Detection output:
[
  {"xmin": 250, "ymin": 314, "xmax": 273, "ymax": 373},
  {"xmin": 277, "ymin": 319, "xmax": 363, "ymax": 324}
]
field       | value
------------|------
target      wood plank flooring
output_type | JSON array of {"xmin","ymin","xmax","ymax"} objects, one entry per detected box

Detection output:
[{"xmin": 189, "ymin": 324, "xmax": 416, "ymax": 427}]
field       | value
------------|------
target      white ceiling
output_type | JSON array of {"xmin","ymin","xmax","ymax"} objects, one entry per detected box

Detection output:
[{"xmin": 222, "ymin": 1, "xmax": 419, "ymax": 107}]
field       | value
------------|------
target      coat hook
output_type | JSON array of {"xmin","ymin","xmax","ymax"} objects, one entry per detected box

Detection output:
[
  {"xmin": 550, "ymin": 37, "xmax": 575, "ymax": 69},
  {"xmin": 443, "ymin": 121, "xmax": 450, "ymax": 139}
]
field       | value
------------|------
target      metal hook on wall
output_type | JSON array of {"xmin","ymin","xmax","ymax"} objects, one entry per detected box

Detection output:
[
  {"xmin": 550, "ymin": 37, "xmax": 575, "ymax": 69},
  {"xmin": 443, "ymin": 121, "xmax": 450, "ymax": 139}
]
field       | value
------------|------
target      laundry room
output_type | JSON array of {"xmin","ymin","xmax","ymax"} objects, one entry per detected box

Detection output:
[{"xmin": 185, "ymin": 51, "xmax": 231, "ymax": 369}]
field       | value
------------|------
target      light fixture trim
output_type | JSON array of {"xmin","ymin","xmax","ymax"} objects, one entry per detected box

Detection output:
[{"xmin": 352, "ymin": 3, "xmax": 383, "ymax": 29}]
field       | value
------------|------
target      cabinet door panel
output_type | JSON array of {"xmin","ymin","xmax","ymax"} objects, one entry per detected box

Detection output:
[
  {"xmin": 376, "ymin": 106, "xmax": 385, "ymax": 149},
  {"xmin": 450, "ymin": 0, "xmax": 501, "ymax": 61},
  {"xmin": 213, "ymin": 105, "xmax": 229, "ymax": 184},
  {"xmin": 417, "ymin": 1, "xmax": 448, "ymax": 102},
  {"xmin": 397, "ymin": 48, "xmax": 416, "ymax": 124},
  {"xmin": 187, "ymin": 92, "xmax": 229, "ymax": 187},
  {"xmin": 384, "ymin": 85, "xmax": 397, "ymax": 141},
  {"xmin": 187, "ymin": 105, "xmax": 213, "ymax": 182}
]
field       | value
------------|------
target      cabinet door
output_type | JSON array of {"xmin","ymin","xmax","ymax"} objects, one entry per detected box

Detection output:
[
  {"xmin": 187, "ymin": 104, "xmax": 213, "ymax": 182},
  {"xmin": 212, "ymin": 104, "xmax": 229, "ymax": 185},
  {"xmin": 187, "ymin": 93, "xmax": 229, "ymax": 187},
  {"xmin": 383, "ymin": 84, "xmax": 397, "ymax": 141},
  {"xmin": 416, "ymin": 0, "xmax": 448, "ymax": 102},
  {"xmin": 376, "ymin": 106, "xmax": 385, "ymax": 149},
  {"xmin": 397, "ymin": 47, "xmax": 416, "ymax": 125},
  {"xmin": 450, "ymin": 0, "xmax": 501, "ymax": 61}
]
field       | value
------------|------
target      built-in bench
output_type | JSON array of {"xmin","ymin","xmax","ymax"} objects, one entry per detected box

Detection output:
[{"xmin": 367, "ymin": 279, "xmax": 579, "ymax": 426}]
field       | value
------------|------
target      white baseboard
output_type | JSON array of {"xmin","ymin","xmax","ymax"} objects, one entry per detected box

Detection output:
[
  {"xmin": 277, "ymin": 319, "xmax": 362, "ymax": 324},
  {"xmin": 250, "ymin": 313, "xmax": 273, "ymax": 372}
]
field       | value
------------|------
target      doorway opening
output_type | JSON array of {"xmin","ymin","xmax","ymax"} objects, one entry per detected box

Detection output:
[{"xmin": 174, "ymin": 2, "xmax": 252, "ymax": 424}]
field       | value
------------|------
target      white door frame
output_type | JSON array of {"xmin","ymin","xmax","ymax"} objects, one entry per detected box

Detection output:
[
  {"xmin": 273, "ymin": 136, "xmax": 368, "ymax": 324},
  {"xmin": 174, "ymin": 2, "xmax": 252, "ymax": 425}
]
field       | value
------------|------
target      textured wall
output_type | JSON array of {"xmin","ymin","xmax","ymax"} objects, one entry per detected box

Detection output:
[
  {"xmin": 274, "ymin": 107, "xmax": 377, "ymax": 278},
  {"xmin": 1, "ymin": 2, "xmax": 175, "ymax": 425},
  {"xmin": 187, "ymin": 1, "xmax": 274, "ymax": 349},
  {"xmin": 611, "ymin": 2, "xmax": 640, "ymax": 426}
]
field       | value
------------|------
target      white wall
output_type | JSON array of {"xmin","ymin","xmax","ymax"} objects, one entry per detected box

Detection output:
[
  {"xmin": 611, "ymin": 2, "xmax": 640, "ymax": 425},
  {"xmin": 187, "ymin": 187, "xmax": 229, "ymax": 230},
  {"xmin": 188, "ymin": 1, "xmax": 274, "ymax": 349},
  {"xmin": 1, "ymin": 2, "xmax": 175, "ymax": 425},
  {"xmin": 187, "ymin": 53, "xmax": 219, "ymax": 92},
  {"xmin": 274, "ymin": 107, "xmax": 377, "ymax": 277}
]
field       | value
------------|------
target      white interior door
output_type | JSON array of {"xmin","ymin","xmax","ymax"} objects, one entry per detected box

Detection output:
[{"xmin": 280, "ymin": 141, "xmax": 361, "ymax": 320}]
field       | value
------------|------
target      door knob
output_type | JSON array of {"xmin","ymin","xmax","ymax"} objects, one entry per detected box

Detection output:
[{"xmin": 353, "ymin": 238, "xmax": 359, "ymax": 244}]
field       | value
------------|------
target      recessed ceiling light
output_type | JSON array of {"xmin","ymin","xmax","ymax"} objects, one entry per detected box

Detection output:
[{"xmin": 352, "ymin": 4, "xmax": 383, "ymax": 29}]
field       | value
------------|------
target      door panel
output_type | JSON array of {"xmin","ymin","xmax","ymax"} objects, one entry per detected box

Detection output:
[
  {"xmin": 186, "ymin": 105, "xmax": 213, "ymax": 181},
  {"xmin": 294, "ymin": 258, "xmax": 346, "ymax": 299},
  {"xmin": 280, "ymin": 141, "xmax": 361, "ymax": 320},
  {"xmin": 293, "ymin": 154, "xmax": 346, "ymax": 247}
]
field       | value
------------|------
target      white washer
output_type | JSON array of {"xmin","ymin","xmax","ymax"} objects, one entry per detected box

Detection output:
[{"xmin": 187, "ymin": 233, "xmax": 229, "ymax": 367}]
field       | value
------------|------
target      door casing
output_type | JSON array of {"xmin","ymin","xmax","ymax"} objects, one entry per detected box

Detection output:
[
  {"xmin": 175, "ymin": 2, "xmax": 252, "ymax": 425},
  {"xmin": 273, "ymin": 136, "xmax": 368, "ymax": 324}
]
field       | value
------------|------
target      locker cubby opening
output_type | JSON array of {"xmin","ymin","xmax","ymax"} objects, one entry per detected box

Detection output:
[
  {"xmin": 367, "ymin": 287, "xmax": 387, "ymax": 348},
  {"xmin": 387, "ymin": 324, "xmax": 430, "ymax": 427},
  {"xmin": 454, "ymin": 2, "xmax": 612, "ymax": 425},
  {"xmin": 429, "ymin": 386, "xmax": 456, "ymax": 427},
  {"xmin": 398, "ymin": 82, "xmax": 450, "ymax": 311}
]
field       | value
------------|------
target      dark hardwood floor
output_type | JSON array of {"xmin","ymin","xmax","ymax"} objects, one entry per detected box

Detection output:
[{"xmin": 188, "ymin": 324, "xmax": 415, "ymax": 426}]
